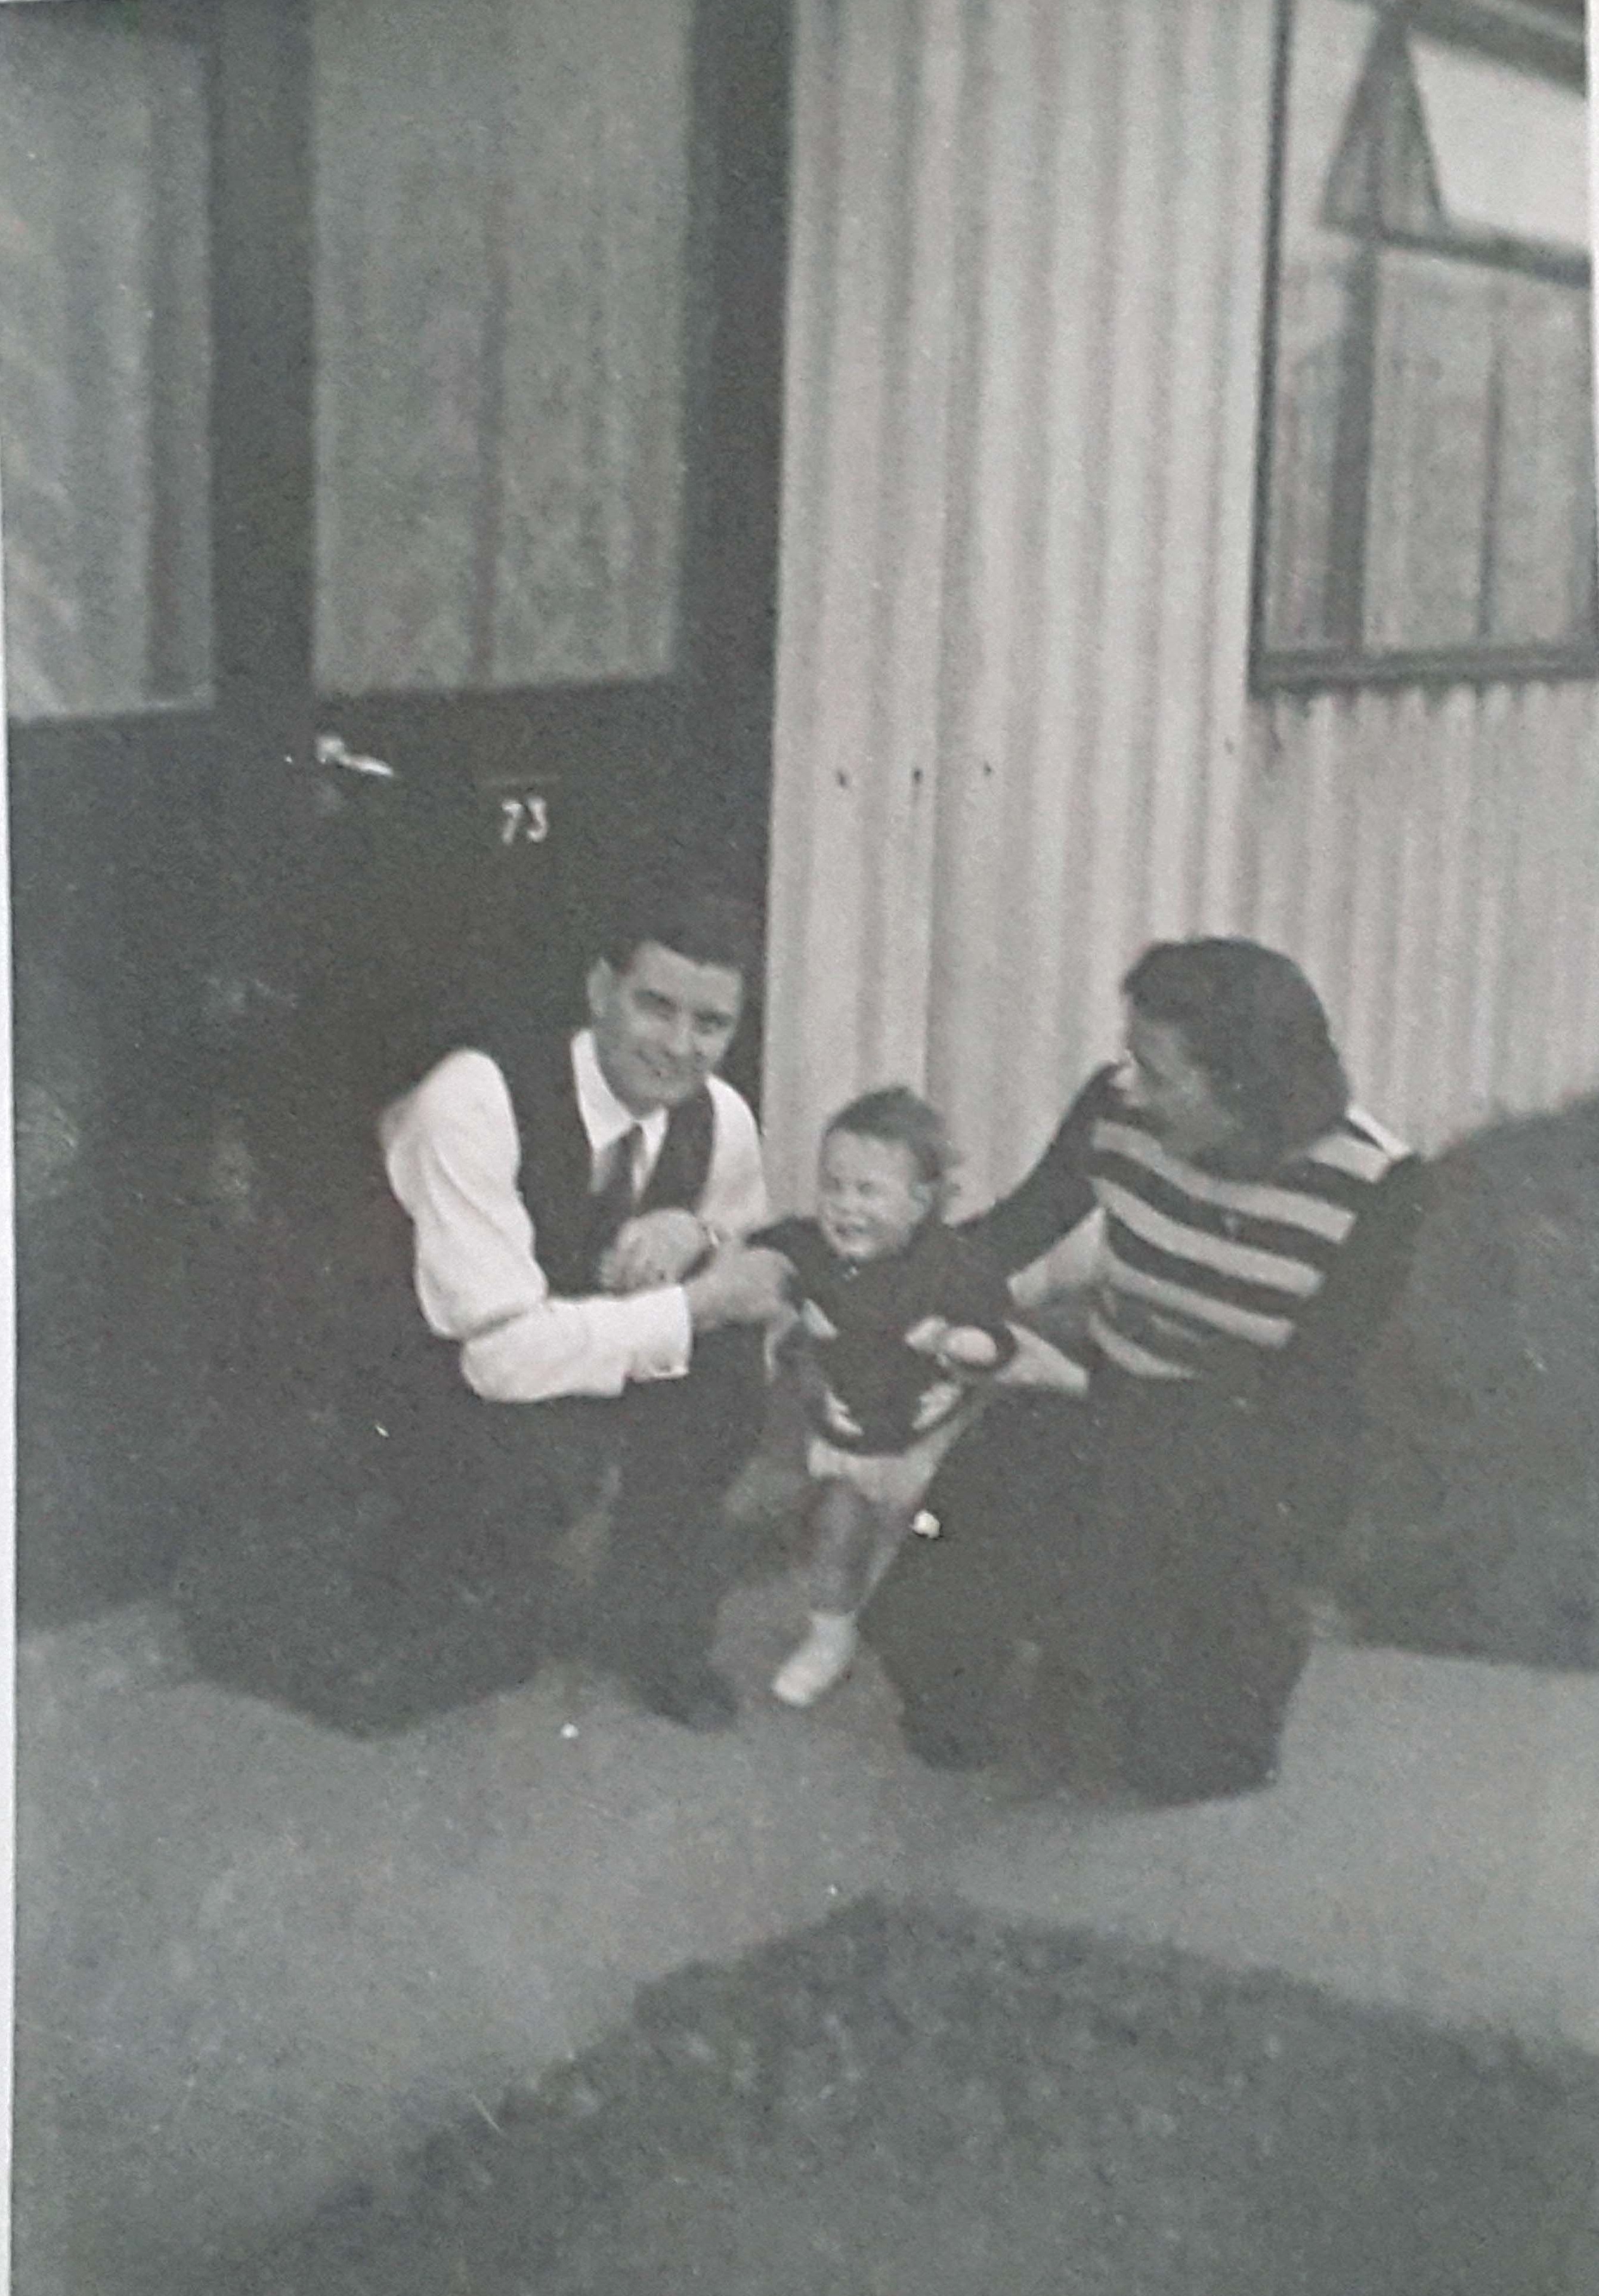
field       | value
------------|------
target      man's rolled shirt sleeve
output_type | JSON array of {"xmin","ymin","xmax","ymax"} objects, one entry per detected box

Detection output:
[{"xmin": 381, "ymin": 1050, "xmax": 700, "ymax": 1403}]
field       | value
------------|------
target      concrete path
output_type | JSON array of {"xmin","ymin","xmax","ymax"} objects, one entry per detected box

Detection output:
[
  {"xmin": 15, "ymin": 1581, "xmax": 1599, "ymax": 2294},
  {"xmin": 936, "ymin": 1645, "xmax": 1599, "ymax": 2053}
]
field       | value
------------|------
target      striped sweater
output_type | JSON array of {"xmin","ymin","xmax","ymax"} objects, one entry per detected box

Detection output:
[{"xmin": 969, "ymin": 1066, "xmax": 1425, "ymax": 1388}]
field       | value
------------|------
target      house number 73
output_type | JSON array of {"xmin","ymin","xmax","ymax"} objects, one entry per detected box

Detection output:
[{"xmin": 499, "ymin": 795, "xmax": 551, "ymax": 845}]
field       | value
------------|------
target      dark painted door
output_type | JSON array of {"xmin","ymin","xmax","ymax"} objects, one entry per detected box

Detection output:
[{"xmin": 1, "ymin": 0, "xmax": 790, "ymax": 1620}]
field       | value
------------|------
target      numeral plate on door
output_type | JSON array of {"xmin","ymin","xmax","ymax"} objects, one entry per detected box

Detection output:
[{"xmin": 496, "ymin": 792, "xmax": 552, "ymax": 846}]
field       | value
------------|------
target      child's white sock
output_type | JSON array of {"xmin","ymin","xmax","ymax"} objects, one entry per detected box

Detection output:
[{"xmin": 772, "ymin": 1611, "xmax": 859, "ymax": 1708}]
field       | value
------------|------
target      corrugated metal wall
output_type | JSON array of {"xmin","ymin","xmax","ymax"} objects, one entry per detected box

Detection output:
[
  {"xmin": 763, "ymin": 0, "xmax": 1599, "ymax": 1213},
  {"xmin": 1246, "ymin": 683, "xmax": 1599, "ymax": 1149}
]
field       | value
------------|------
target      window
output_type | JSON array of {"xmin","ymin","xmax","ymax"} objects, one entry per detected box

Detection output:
[
  {"xmin": 0, "ymin": 2, "xmax": 212, "ymax": 721},
  {"xmin": 1253, "ymin": 0, "xmax": 1597, "ymax": 688}
]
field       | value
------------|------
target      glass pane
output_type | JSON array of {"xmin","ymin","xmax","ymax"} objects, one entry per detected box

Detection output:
[
  {"xmin": 1365, "ymin": 253, "xmax": 1597, "ymax": 654},
  {"xmin": 1258, "ymin": 0, "xmax": 1375, "ymax": 655},
  {"xmin": 0, "ymin": 2, "xmax": 212, "ymax": 722},
  {"xmin": 313, "ymin": 0, "xmax": 693, "ymax": 697},
  {"xmin": 1263, "ymin": 251, "xmax": 1352, "ymax": 652},
  {"xmin": 1364, "ymin": 248, "xmax": 1495, "ymax": 653},
  {"xmin": 1412, "ymin": 36, "xmax": 1589, "ymax": 252},
  {"xmin": 1489, "ymin": 277, "xmax": 1597, "ymax": 647}
]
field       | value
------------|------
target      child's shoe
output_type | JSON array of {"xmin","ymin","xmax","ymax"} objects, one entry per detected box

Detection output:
[{"xmin": 772, "ymin": 1612, "xmax": 859, "ymax": 1707}]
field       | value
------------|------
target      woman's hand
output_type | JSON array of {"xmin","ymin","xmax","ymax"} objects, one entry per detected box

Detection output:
[
  {"xmin": 905, "ymin": 1317, "xmax": 1002, "ymax": 1373},
  {"xmin": 937, "ymin": 1324, "xmax": 1001, "ymax": 1370},
  {"xmin": 993, "ymin": 1323, "xmax": 1090, "ymax": 1395}
]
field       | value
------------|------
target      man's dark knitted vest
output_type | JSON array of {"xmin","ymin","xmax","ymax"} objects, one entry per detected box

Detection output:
[{"xmin": 478, "ymin": 1024, "xmax": 716, "ymax": 1297}]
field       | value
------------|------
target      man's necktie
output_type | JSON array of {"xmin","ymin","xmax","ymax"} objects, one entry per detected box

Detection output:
[{"xmin": 590, "ymin": 1122, "xmax": 646, "ymax": 1256}]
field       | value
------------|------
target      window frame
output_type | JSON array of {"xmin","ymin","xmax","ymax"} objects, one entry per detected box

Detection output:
[{"xmin": 1249, "ymin": 0, "xmax": 1598, "ymax": 695}]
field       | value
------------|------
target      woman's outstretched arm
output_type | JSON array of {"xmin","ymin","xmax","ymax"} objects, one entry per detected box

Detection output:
[{"xmin": 960, "ymin": 1065, "xmax": 1117, "ymax": 1277}]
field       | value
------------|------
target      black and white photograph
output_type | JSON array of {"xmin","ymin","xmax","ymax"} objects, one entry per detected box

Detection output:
[{"xmin": 4, "ymin": 0, "xmax": 1599, "ymax": 2288}]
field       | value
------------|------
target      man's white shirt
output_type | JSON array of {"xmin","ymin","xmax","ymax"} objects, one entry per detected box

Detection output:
[{"xmin": 381, "ymin": 1029, "xmax": 768, "ymax": 1403}]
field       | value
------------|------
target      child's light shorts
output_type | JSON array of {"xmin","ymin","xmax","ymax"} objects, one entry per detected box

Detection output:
[{"xmin": 806, "ymin": 1401, "xmax": 979, "ymax": 1516}]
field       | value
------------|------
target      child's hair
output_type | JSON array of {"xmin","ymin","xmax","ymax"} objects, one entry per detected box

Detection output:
[{"xmin": 824, "ymin": 1086, "xmax": 958, "ymax": 1202}]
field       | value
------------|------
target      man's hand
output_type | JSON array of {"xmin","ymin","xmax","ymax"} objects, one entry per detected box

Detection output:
[
  {"xmin": 683, "ymin": 1244, "xmax": 794, "ymax": 1333},
  {"xmin": 911, "ymin": 1378, "xmax": 965, "ymax": 1433},
  {"xmin": 599, "ymin": 1207, "xmax": 710, "ymax": 1294}
]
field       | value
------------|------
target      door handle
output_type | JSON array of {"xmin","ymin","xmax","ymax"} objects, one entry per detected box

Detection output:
[{"xmin": 315, "ymin": 732, "xmax": 396, "ymax": 780}]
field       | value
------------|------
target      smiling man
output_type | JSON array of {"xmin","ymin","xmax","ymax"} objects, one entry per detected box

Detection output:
[{"xmin": 380, "ymin": 881, "xmax": 791, "ymax": 1729}]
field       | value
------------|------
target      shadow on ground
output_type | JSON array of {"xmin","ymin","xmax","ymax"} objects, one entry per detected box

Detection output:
[{"xmin": 223, "ymin": 1898, "xmax": 1599, "ymax": 2296}]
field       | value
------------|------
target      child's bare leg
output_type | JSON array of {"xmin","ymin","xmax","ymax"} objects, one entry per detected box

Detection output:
[
  {"xmin": 806, "ymin": 1479, "xmax": 891, "ymax": 1612},
  {"xmin": 773, "ymin": 1480, "xmax": 892, "ymax": 1707}
]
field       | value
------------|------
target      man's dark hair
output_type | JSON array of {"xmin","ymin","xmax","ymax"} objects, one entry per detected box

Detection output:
[
  {"xmin": 598, "ymin": 877, "xmax": 761, "ymax": 984},
  {"xmin": 1122, "ymin": 938, "xmax": 1350, "ymax": 1170},
  {"xmin": 825, "ymin": 1086, "xmax": 957, "ymax": 1195}
]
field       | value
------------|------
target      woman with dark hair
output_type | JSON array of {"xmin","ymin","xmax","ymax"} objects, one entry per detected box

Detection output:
[{"xmin": 862, "ymin": 938, "xmax": 1429, "ymax": 1806}]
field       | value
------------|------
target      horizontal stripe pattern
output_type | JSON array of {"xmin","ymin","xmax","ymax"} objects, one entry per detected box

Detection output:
[
  {"xmin": 1088, "ymin": 1309, "xmax": 1197, "ymax": 1380},
  {"xmin": 1108, "ymin": 1218, "xmax": 1320, "ymax": 1323},
  {"xmin": 1095, "ymin": 1176, "xmax": 1326, "ymax": 1297},
  {"xmin": 1101, "ymin": 1247, "xmax": 1297, "ymax": 1348},
  {"xmin": 1092, "ymin": 1121, "xmax": 1357, "ymax": 1241},
  {"xmin": 1303, "ymin": 1129, "xmax": 1396, "ymax": 1185},
  {"xmin": 1087, "ymin": 1104, "xmax": 1409, "ymax": 1381},
  {"xmin": 1093, "ymin": 1147, "xmax": 1354, "ymax": 1277}
]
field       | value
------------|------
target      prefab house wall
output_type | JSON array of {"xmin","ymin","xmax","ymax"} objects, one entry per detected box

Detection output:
[
  {"xmin": 1246, "ymin": 682, "xmax": 1599, "ymax": 1154},
  {"xmin": 762, "ymin": 0, "xmax": 1599, "ymax": 1213}
]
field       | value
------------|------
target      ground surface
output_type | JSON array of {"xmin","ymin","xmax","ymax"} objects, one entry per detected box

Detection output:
[
  {"xmin": 235, "ymin": 1899, "xmax": 1599, "ymax": 2296},
  {"xmin": 17, "ymin": 1589, "xmax": 1599, "ymax": 2296},
  {"xmin": 16, "ymin": 1095, "xmax": 1599, "ymax": 2292}
]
